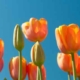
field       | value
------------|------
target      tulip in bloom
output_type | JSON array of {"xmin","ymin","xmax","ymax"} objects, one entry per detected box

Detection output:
[
  {"xmin": 57, "ymin": 53, "xmax": 78, "ymax": 73},
  {"xmin": 55, "ymin": 24, "xmax": 80, "ymax": 53},
  {"xmin": 26, "ymin": 62, "xmax": 46, "ymax": 80},
  {"xmin": 0, "ymin": 58, "xmax": 4, "ymax": 72},
  {"xmin": 0, "ymin": 39, "xmax": 4, "ymax": 59},
  {"xmin": 9, "ymin": 56, "xmax": 27, "ymax": 80},
  {"xmin": 31, "ymin": 41, "xmax": 45, "ymax": 66},
  {"xmin": 22, "ymin": 18, "xmax": 48, "ymax": 42}
]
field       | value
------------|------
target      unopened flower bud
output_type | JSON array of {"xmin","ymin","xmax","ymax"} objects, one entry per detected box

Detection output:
[
  {"xmin": 31, "ymin": 41, "xmax": 45, "ymax": 66},
  {"xmin": 13, "ymin": 24, "xmax": 24, "ymax": 51}
]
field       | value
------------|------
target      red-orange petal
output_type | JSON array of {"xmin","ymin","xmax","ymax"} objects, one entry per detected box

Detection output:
[
  {"xmin": 9, "ymin": 56, "xmax": 27, "ymax": 80},
  {"xmin": 57, "ymin": 53, "xmax": 78, "ymax": 73},
  {"xmin": 55, "ymin": 28, "xmax": 67, "ymax": 53},
  {"xmin": 27, "ymin": 62, "xmax": 46, "ymax": 80},
  {"xmin": 0, "ymin": 58, "xmax": 4, "ymax": 72},
  {"xmin": 0, "ymin": 39, "xmax": 4, "ymax": 59},
  {"xmin": 66, "ymin": 24, "xmax": 79, "ymax": 51}
]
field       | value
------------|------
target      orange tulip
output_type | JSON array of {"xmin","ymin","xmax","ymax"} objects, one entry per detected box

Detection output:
[
  {"xmin": 9, "ymin": 56, "xmax": 27, "ymax": 80},
  {"xmin": 57, "ymin": 53, "xmax": 78, "ymax": 73},
  {"xmin": 0, "ymin": 58, "xmax": 4, "ymax": 72},
  {"xmin": 0, "ymin": 39, "xmax": 4, "ymax": 59},
  {"xmin": 55, "ymin": 24, "xmax": 80, "ymax": 53},
  {"xmin": 26, "ymin": 62, "xmax": 46, "ymax": 80},
  {"xmin": 22, "ymin": 18, "xmax": 48, "ymax": 42}
]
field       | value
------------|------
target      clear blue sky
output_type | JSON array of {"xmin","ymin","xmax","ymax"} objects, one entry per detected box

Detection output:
[{"xmin": 0, "ymin": 0, "xmax": 80, "ymax": 80}]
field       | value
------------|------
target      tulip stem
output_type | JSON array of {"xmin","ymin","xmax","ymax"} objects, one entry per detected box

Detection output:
[
  {"xmin": 37, "ymin": 66, "xmax": 42, "ymax": 80},
  {"xmin": 4, "ymin": 78, "xmax": 7, "ymax": 80},
  {"xmin": 78, "ymin": 77, "xmax": 80, "ymax": 80},
  {"xmin": 71, "ymin": 53, "xmax": 76, "ymax": 80},
  {"xmin": 68, "ymin": 72, "xmax": 71, "ymax": 80},
  {"xmin": 37, "ymin": 67, "xmax": 40, "ymax": 80},
  {"xmin": 39, "ymin": 66, "xmax": 42, "ymax": 80},
  {"xmin": 18, "ymin": 51, "xmax": 22, "ymax": 80}
]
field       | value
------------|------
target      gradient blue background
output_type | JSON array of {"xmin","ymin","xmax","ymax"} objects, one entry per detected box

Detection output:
[{"xmin": 0, "ymin": 0, "xmax": 80, "ymax": 80}]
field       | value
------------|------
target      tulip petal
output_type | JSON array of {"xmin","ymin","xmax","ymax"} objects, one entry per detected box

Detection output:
[
  {"xmin": 22, "ymin": 22, "xmax": 29, "ymax": 35},
  {"xmin": 0, "ymin": 39, "xmax": 4, "ymax": 59},
  {"xmin": 0, "ymin": 58, "xmax": 4, "ymax": 72},
  {"xmin": 68, "ymin": 24, "xmax": 79, "ymax": 34},
  {"xmin": 55, "ymin": 28, "xmax": 67, "ymax": 53},
  {"xmin": 57, "ymin": 53, "xmax": 78, "ymax": 73},
  {"xmin": 9, "ymin": 56, "xmax": 27, "ymax": 80},
  {"xmin": 58, "ymin": 25, "xmax": 68, "ymax": 50},
  {"xmin": 77, "ymin": 30, "xmax": 80, "ymax": 49},
  {"xmin": 66, "ymin": 24, "xmax": 79, "ymax": 51},
  {"xmin": 57, "ymin": 53, "xmax": 72, "ymax": 72},
  {"xmin": 27, "ymin": 62, "xmax": 46, "ymax": 80},
  {"xmin": 76, "ymin": 56, "xmax": 80, "ymax": 76},
  {"xmin": 39, "ymin": 18, "xmax": 47, "ymax": 25}
]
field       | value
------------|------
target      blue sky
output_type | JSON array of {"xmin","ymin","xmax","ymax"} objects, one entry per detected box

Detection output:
[{"xmin": 0, "ymin": 0, "xmax": 80, "ymax": 80}]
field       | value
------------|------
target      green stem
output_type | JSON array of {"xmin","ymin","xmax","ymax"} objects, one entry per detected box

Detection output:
[
  {"xmin": 78, "ymin": 77, "xmax": 80, "ymax": 80},
  {"xmin": 71, "ymin": 53, "xmax": 76, "ymax": 80},
  {"xmin": 4, "ymin": 78, "xmax": 7, "ymax": 80},
  {"xmin": 18, "ymin": 51, "xmax": 22, "ymax": 80},
  {"xmin": 68, "ymin": 72, "xmax": 71, "ymax": 80},
  {"xmin": 39, "ymin": 66, "xmax": 42, "ymax": 80},
  {"xmin": 36, "ymin": 66, "xmax": 42, "ymax": 80},
  {"xmin": 37, "ymin": 67, "xmax": 40, "ymax": 80}
]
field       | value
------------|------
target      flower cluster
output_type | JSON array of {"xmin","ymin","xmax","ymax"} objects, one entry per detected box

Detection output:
[
  {"xmin": 8, "ymin": 17, "xmax": 48, "ymax": 80},
  {"xmin": 1, "ymin": 17, "xmax": 79, "ymax": 80},
  {"xmin": 55, "ymin": 24, "xmax": 80, "ymax": 80}
]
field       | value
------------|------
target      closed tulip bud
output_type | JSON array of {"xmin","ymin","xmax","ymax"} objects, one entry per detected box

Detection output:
[
  {"xmin": 13, "ymin": 24, "xmax": 24, "ymax": 51},
  {"xmin": 31, "ymin": 41, "xmax": 45, "ymax": 66}
]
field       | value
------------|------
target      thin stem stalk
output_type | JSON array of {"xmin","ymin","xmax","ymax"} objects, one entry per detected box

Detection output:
[
  {"xmin": 68, "ymin": 72, "xmax": 71, "ymax": 80},
  {"xmin": 18, "ymin": 51, "xmax": 22, "ymax": 80},
  {"xmin": 71, "ymin": 53, "xmax": 76, "ymax": 80}
]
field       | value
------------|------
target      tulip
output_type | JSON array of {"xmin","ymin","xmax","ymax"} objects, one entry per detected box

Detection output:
[
  {"xmin": 57, "ymin": 53, "xmax": 78, "ymax": 73},
  {"xmin": 9, "ymin": 56, "xmax": 27, "ymax": 80},
  {"xmin": 55, "ymin": 24, "xmax": 80, "ymax": 80},
  {"xmin": 13, "ymin": 24, "xmax": 24, "ymax": 51},
  {"xmin": 0, "ymin": 39, "xmax": 4, "ymax": 59},
  {"xmin": 26, "ymin": 62, "xmax": 46, "ymax": 80},
  {"xmin": 31, "ymin": 41, "xmax": 45, "ymax": 80},
  {"xmin": 31, "ymin": 41, "xmax": 45, "ymax": 67},
  {"xmin": 22, "ymin": 18, "xmax": 48, "ymax": 42},
  {"xmin": 0, "ymin": 58, "xmax": 4, "ymax": 72},
  {"xmin": 13, "ymin": 24, "xmax": 24, "ymax": 80},
  {"xmin": 55, "ymin": 24, "xmax": 80, "ymax": 53}
]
